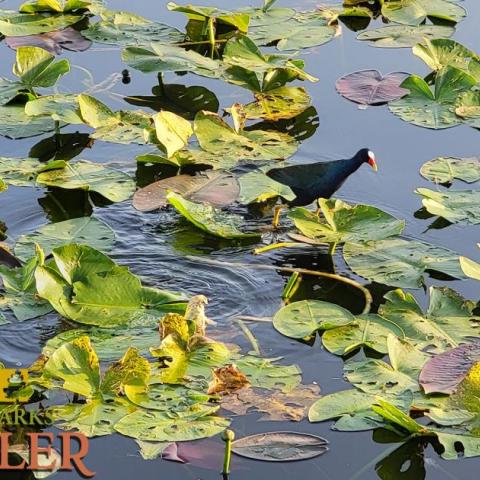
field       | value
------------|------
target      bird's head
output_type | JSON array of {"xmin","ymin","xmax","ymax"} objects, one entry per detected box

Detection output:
[{"xmin": 358, "ymin": 148, "xmax": 378, "ymax": 172}]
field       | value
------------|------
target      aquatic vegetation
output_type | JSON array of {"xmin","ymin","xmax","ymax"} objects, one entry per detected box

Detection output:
[{"xmin": 420, "ymin": 156, "xmax": 480, "ymax": 184}]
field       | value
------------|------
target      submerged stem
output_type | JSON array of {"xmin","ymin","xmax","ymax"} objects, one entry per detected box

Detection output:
[
  {"xmin": 234, "ymin": 319, "xmax": 261, "ymax": 355},
  {"xmin": 253, "ymin": 242, "xmax": 308, "ymax": 255},
  {"xmin": 186, "ymin": 256, "xmax": 373, "ymax": 314}
]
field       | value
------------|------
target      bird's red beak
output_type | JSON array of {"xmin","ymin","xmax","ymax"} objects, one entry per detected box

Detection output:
[{"xmin": 368, "ymin": 151, "xmax": 378, "ymax": 172}]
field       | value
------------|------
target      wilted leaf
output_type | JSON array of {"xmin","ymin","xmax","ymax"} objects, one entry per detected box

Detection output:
[
  {"xmin": 420, "ymin": 156, "xmax": 480, "ymax": 184},
  {"xmin": 232, "ymin": 431, "xmax": 328, "ymax": 461},
  {"xmin": 336, "ymin": 70, "xmax": 409, "ymax": 106},
  {"xmin": 207, "ymin": 365, "xmax": 251, "ymax": 394},
  {"xmin": 167, "ymin": 192, "xmax": 260, "ymax": 240}
]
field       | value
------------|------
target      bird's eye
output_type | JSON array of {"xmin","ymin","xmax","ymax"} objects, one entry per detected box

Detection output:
[{"xmin": 368, "ymin": 150, "xmax": 375, "ymax": 161}]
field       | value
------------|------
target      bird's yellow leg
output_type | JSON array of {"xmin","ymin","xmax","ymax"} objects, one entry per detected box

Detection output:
[
  {"xmin": 272, "ymin": 204, "xmax": 286, "ymax": 228},
  {"xmin": 315, "ymin": 198, "xmax": 323, "ymax": 216}
]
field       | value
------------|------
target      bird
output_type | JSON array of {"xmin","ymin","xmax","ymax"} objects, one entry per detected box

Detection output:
[{"xmin": 266, "ymin": 148, "xmax": 378, "ymax": 227}]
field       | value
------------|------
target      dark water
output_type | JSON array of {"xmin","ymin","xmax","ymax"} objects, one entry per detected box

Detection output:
[{"xmin": 0, "ymin": 0, "xmax": 479, "ymax": 478}]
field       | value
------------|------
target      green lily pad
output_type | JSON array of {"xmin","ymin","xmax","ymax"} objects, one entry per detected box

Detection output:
[
  {"xmin": 0, "ymin": 104, "xmax": 56, "ymax": 139},
  {"xmin": 0, "ymin": 11, "xmax": 83, "ymax": 36},
  {"xmin": 36, "ymin": 159, "xmax": 135, "ymax": 202},
  {"xmin": 413, "ymin": 39, "xmax": 480, "ymax": 78},
  {"xmin": 381, "ymin": 0, "xmax": 466, "ymax": 26},
  {"xmin": 0, "ymin": 156, "xmax": 62, "ymax": 186},
  {"xmin": 25, "ymin": 94, "xmax": 82, "ymax": 124},
  {"xmin": 0, "ymin": 78, "xmax": 24, "ymax": 106},
  {"xmin": 20, "ymin": 0, "xmax": 91, "ymax": 13},
  {"xmin": 343, "ymin": 237, "xmax": 464, "ymax": 288},
  {"xmin": 273, "ymin": 300, "xmax": 354, "ymax": 341},
  {"xmin": 460, "ymin": 256, "xmax": 480, "ymax": 281},
  {"xmin": 0, "ymin": 178, "xmax": 6, "ymax": 192},
  {"xmin": 0, "ymin": 256, "xmax": 53, "ymax": 321},
  {"xmin": 35, "ymin": 244, "xmax": 186, "ymax": 327},
  {"xmin": 242, "ymin": 86, "xmax": 312, "ymax": 121},
  {"xmin": 420, "ymin": 156, "xmax": 480, "ymax": 184},
  {"xmin": 167, "ymin": 192, "xmax": 260, "ymax": 240},
  {"xmin": 415, "ymin": 188, "xmax": 480, "ymax": 224},
  {"xmin": 388, "ymin": 66, "xmax": 477, "ymax": 129},
  {"xmin": 357, "ymin": 25, "xmax": 454, "ymax": 48},
  {"xmin": 152, "ymin": 111, "xmax": 193, "ymax": 158},
  {"xmin": 14, "ymin": 216, "xmax": 115, "ymax": 261},
  {"xmin": 378, "ymin": 287, "xmax": 479, "ymax": 352},
  {"xmin": 194, "ymin": 111, "xmax": 297, "ymax": 161},
  {"xmin": 238, "ymin": 170, "xmax": 295, "ymax": 204},
  {"xmin": 455, "ymin": 90, "xmax": 480, "ymax": 128},
  {"xmin": 289, "ymin": 199, "xmax": 405, "ymax": 244},
  {"xmin": 84, "ymin": 12, "xmax": 183, "ymax": 46},
  {"xmin": 122, "ymin": 43, "xmax": 223, "ymax": 78}
]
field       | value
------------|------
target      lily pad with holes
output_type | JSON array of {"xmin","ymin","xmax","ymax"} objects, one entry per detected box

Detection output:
[
  {"xmin": 36, "ymin": 159, "xmax": 135, "ymax": 202},
  {"xmin": 289, "ymin": 199, "xmax": 405, "ymax": 244},
  {"xmin": 35, "ymin": 244, "xmax": 186, "ymax": 327},
  {"xmin": 415, "ymin": 188, "xmax": 480, "ymax": 225},
  {"xmin": 167, "ymin": 192, "xmax": 260, "ymax": 240},
  {"xmin": 357, "ymin": 25, "xmax": 454, "ymax": 48},
  {"xmin": 14, "ymin": 216, "xmax": 115, "ymax": 261},
  {"xmin": 343, "ymin": 237, "xmax": 464, "ymax": 288},
  {"xmin": 381, "ymin": 0, "xmax": 466, "ymax": 26},
  {"xmin": 273, "ymin": 300, "xmax": 354, "ymax": 341},
  {"xmin": 232, "ymin": 431, "xmax": 328, "ymax": 462},
  {"xmin": 336, "ymin": 70, "xmax": 409, "ymax": 106},
  {"xmin": 420, "ymin": 156, "xmax": 480, "ymax": 184},
  {"xmin": 133, "ymin": 171, "xmax": 239, "ymax": 212},
  {"xmin": 388, "ymin": 66, "xmax": 477, "ymax": 130},
  {"xmin": 194, "ymin": 111, "xmax": 298, "ymax": 161}
]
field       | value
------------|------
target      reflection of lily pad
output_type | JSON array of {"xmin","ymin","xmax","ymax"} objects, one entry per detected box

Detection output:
[
  {"xmin": 420, "ymin": 156, "xmax": 480, "ymax": 184},
  {"xmin": 167, "ymin": 192, "xmax": 260, "ymax": 240},
  {"xmin": 416, "ymin": 188, "xmax": 480, "ymax": 225},
  {"xmin": 344, "ymin": 238, "xmax": 464, "ymax": 288}
]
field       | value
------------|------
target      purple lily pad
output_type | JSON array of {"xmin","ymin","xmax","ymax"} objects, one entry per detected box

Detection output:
[
  {"xmin": 336, "ymin": 70, "xmax": 409, "ymax": 106},
  {"xmin": 5, "ymin": 28, "xmax": 92, "ymax": 55},
  {"xmin": 419, "ymin": 343, "xmax": 480, "ymax": 395}
]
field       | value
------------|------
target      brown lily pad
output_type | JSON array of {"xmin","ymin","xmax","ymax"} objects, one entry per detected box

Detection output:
[
  {"xmin": 232, "ymin": 431, "xmax": 328, "ymax": 462},
  {"xmin": 336, "ymin": 70, "xmax": 409, "ymax": 106},
  {"xmin": 208, "ymin": 364, "xmax": 251, "ymax": 395},
  {"xmin": 133, "ymin": 171, "xmax": 239, "ymax": 212},
  {"xmin": 419, "ymin": 343, "xmax": 480, "ymax": 394}
]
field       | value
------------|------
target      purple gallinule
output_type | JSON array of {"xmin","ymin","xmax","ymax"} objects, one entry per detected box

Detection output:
[{"xmin": 266, "ymin": 148, "xmax": 378, "ymax": 226}]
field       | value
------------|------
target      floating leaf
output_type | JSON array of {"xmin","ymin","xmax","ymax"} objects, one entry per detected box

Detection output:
[
  {"xmin": 436, "ymin": 432, "xmax": 480, "ymax": 460},
  {"xmin": 133, "ymin": 171, "xmax": 239, "ymax": 212},
  {"xmin": 0, "ymin": 179, "xmax": 6, "ymax": 193},
  {"xmin": 378, "ymin": 287, "xmax": 479, "ymax": 352},
  {"xmin": 372, "ymin": 398, "xmax": 425, "ymax": 434},
  {"xmin": 84, "ymin": 13, "xmax": 183, "ymax": 46},
  {"xmin": 36, "ymin": 159, "xmax": 135, "ymax": 202},
  {"xmin": 20, "ymin": 0, "xmax": 91, "ymax": 13},
  {"xmin": 460, "ymin": 256, "xmax": 480, "ymax": 281},
  {"xmin": 419, "ymin": 344, "xmax": 480, "ymax": 394},
  {"xmin": 238, "ymin": 170, "xmax": 295, "ymax": 204},
  {"xmin": 194, "ymin": 111, "xmax": 297, "ymax": 161},
  {"xmin": 14, "ymin": 216, "xmax": 114, "ymax": 261},
  {"xmin": 122, "ymin": 43, "xmax": 222, "ymax": 78},
  {"xmin": 167, "ymin": 192, "xmax": 260, "ymax": 240},
  {"xmin": 455, "ymin": 90, "xmax": 480, "ymax": 128},
  {"xmin": 0, "ymin": 104, "xmax": 56, "ymax": 139},
  {"xmin": 420, "ymin": 156, "xmax": 480, "ymax": 184},
  {"xmin": 242, "ymin": 86, "xmax": 311, "ymax": 121},
  {"xmin": 415, "ymin": 188, "xmax": 480, "ymax": 224},
  {"xmin": 388, "ymin": 66, "xmax": 477, "ymax": 129},
  {"xmin": 232, "ymin": 432, "xmax": 328, "ymax": 462},
  {"xmin": 0, "ymin": 156, "xmax": 62, "ymax": 186},
  {"xmin": 273, "ymin": 300, "xmax": 354, "ymax": 341},
  {"xmin": 0, "ymin": 12, "xmax": 83, "ymax": 36},
  {"xmin": 357, "ymin": 25, "xmax": 454, "ymax": 48},
  {"xmin": 381, "ymin": 0, "xmax": 466, "ymax": 26},
  {"xmin": 343, "ymin": 238, "xmax": 464, "ymax": 288},
  {"xmin": 152, "ymin": 111, "xmax": 193, "ymax": 158},
  {"xmin": 5, "ymin": 27, "xmax": 91, "ymax": 54},
  {"xmin": 289, "ymin": 199, "xmax": 405, "ymax": 244},
  {"xmin": 35, "ymin": 244, "xmax": 186, "ymax": 327},
  {"xmin": 25, "ymin": 94, "xmax": 82, "ymax": 124},
  {"xmin": 336, "ymin": 70, "xmax": 409, "ymax": 106},
  {"xmin": 207, "ymin": 365, "xmax": 251, "ymax": 395}
]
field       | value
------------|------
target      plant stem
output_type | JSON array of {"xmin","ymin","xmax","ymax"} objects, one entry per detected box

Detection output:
[
  {"xmin": 234, "ymin": 319, "xmax": 261, "ymax": 355},
  {"xmin": 328, "ymin": 242, "xmax": 338, "ymax": 256},
  {"xmin": 282, "ymin": 271, "xmax": 302, "ymax": 302},
  {"xmin": 186, "ymin": 256, "xmax": 373, "ymax": 314},
  {"xmin": 157, "ymin": 73, "xmax": 165, "ymax": 96},
  {"xmin": 222, "ymin": 430, "xmax": 235, "ymax": 475},
  {"xmin": 207, "ymin": 17, "xmax": 216, "ymax": 59},
  {"xmin": 253, "ymin": 242, "xmax": 308, "ymax": 255}
]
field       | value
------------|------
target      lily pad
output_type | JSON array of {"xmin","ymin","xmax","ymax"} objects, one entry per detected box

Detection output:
[
  {"xmin": 167, "ymin": 192, "xmax": 260, "ymax": 240},
  {"xmin": 152, "ymin": 111, "xmax": 193, "ymax": 158},
  {"xmin": 25, "ymin": 94, "xmax": 82, "ymax": 124},
  {"xmin": 238, "ymin": 170, "xmax": 295, "ymax": 204},
  {"xmin": 420, "ymin": 156, "xmax": 480, "ymax": 184},
  {"xmin": 289, "ymin": 199, "xmax": 405, "ymax": 244},
  {"xmin": 0, "ymin": 12, "xmax": 83, "ymax": 36},
  {"xmin": 5, "ymin": 27, "xmax": 91, "ymax": 54},
  {"xmin": 336, "ymin": 70, "xmax": 409, "ymax": 106},
  {"xmin": 415, "ymin": 188, "xmax": 480, "ymax": 224},
  {"xmin": 35, "ymin": 244, "xmax": 186, "ymax": 327},
  {"xmin": 419, "ymin": 344, "xmax": 480, "ymax": 394},
  {"xmin": 0, "ymin": 104, "xmax": 56, "ymax": 139},
  {"xmin": 455, "ymin": 90, "xmax": 480, "ymax": 128},
  {"xmin": 20, "ymin": 0, "xmax": 91, "ymax": 13},
  {"xmin": 232, "ymin": 432, "xmax": 328, "ymax": 462},
  {"xmin": 343, "ymin": 237, "xmax": 464, "ymax": 288},
  {"xmin": 133, "ymin": 171, "xmax": 239, "ymax": 212},
  {"xmin": 0, "ymin": 156, "xmax": 61, "ymax": 186},
  {"xmin": 273, "ymin": 300, "xmax": 354, "ymax": 341},
  {"xmin": 357, "ymin": 25, "xmax": 455, "ymax": 48},
  {"xmin": 0, "ymin": 179, "xmax": 6, "ymax": 193},
  {"xmin": 381, "ymin": 0, "xmax": 466, "ymax": 26},
  {"xmin": 460, "ymin": 256, "xmax": 480, "ymax": 281},
  {"xmin": 36, "ymin": 159, "xmax": 135, "ymax": 202},
  {"xmin": 194, "ymin": 111, "xmax": 298, "ymax": 161},
  {"xmin": 388, "ymin": 66, "xmax": 477, "ymax": 130},
  {"xmin": 14, "ymin": 216, "xmax": 114, "ymax": 261}
]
